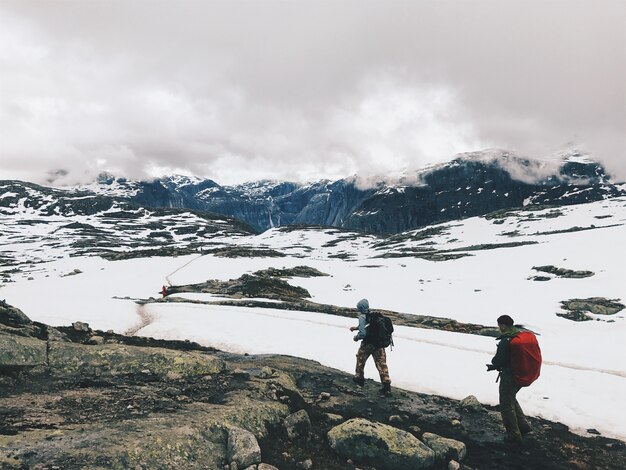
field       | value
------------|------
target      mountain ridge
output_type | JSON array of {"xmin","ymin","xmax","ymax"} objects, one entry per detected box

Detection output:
[{"xmin": 5, "ymin": 149, "xmax": 625, "ymax": 234}]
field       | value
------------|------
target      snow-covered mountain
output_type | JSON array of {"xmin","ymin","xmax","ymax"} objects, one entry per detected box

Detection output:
[
  {"xmin": 0, "ymin": 180, "xmax": 255, "ymax": 267},
  {"xmin": 62, "ymin": 149, "xmax": 625, "ymax": 233}
]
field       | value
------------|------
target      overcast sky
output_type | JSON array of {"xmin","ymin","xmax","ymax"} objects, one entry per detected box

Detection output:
[{"xmin": 1, "ymin": 0, "xmax": 624, "ymax": 185}]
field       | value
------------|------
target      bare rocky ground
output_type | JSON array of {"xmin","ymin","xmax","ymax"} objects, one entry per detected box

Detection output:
[{"xmin": 1, "ymin": 302, "xmax": 625, "ymax": 470}]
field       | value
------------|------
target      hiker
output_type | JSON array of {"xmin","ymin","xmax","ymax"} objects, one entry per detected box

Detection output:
[
  {"xmin": 488, "ymin": 314, "xmax": 540, "ymax": 445},
  {"xmin": 349, "ymin": 298, "xmax": 392, "ymax": 394},
  {"xmin": 161, "ymin": 285, "xmax": 167, "ymax": 298}
]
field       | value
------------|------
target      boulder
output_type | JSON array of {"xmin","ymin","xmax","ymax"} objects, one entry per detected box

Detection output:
[
  {"xmin": 259, "ymin": 366, "xmax": 275, "ymax": 378},
  {"xmin": 257, "ymin": 464, "xmax": 279, "ymax": 470},
  {"xmin": 227, "ymin": 427, "xmax": 262, "ymax": 468},
  {"xmin": 0, "ymin": 301, "xmax": 31, "ymax": 327},
  {"xmin": 421, "ymin": 432, "xmax": 467, "ymax": 462},
  {"xmin": 448, "ymin": 460, "xmax": 461, "ymax": 470},
  {"xmin": 460, "ymin": 395, "xmax": 482, "ymax": 411},
  {"xmin": 46, "ymin": 326, "xmax": 69, "ymax": 342},
  {"xmin": 284, "ymin": 409, "xmax": 311, "ymax": 440},
  {"xmin": 0, "ymin": 333, "xmax": 46, "ymax": 369},
  {"xmin": 72, "ymin": 321, "xmax": 90, "ymax": 332},
  {"xmin": 327, "ymin": 418, "xmax": 435, "ymax": 470}
]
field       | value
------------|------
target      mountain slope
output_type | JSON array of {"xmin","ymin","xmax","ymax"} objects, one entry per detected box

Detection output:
[
  {"xmin": 0, "ymin": 180, "xmax": 256, "ymax": 266},
  {"xmin": 67, "ymin": 150, "xmax": 625, "ymax": 233}
]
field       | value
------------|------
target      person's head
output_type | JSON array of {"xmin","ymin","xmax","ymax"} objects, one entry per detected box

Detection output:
[
  {"xmin": 497, "ymin": 314, "xmax": 514, "ymax": 332},
  {"xmin": 357, "ymin": 298, "xmax": 369, "ymax": 314}
]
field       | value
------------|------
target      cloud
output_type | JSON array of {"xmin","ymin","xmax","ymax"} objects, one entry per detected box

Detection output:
[{"xmin": 0, "ymin": 0, "xmax": 624, "ymax": 185}]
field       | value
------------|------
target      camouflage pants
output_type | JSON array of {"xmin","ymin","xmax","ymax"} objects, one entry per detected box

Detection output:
[
  {"xmin": 355, "ymin": 342, "xmax": 391, "ymax": 384},
  {"xmin": 499, "ymin": 369, "xmax": 531, "ymax": 440}
]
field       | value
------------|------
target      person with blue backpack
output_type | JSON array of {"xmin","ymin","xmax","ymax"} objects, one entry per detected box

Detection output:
[{"xmin": 349, "ymin": 298, "xmax": 393, "ymax": 395}]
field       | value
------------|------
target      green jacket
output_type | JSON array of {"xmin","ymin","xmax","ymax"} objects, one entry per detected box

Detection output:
[{"xmin": 491, "ymin": 327, "xmax": 520, "ymax": 371}]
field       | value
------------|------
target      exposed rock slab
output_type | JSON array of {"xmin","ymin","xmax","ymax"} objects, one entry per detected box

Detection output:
[
  {"xmin": 47, "ymin": 341, "xmax": 226, "ymax": 377},
  {"xmin": 327, "ymin": 418, "xmax": 435, "ymax": 470}
]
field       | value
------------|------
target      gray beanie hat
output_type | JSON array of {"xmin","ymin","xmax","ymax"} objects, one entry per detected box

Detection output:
[{"xmin": 356, "ymin": 298, "xmax": 370, "ymax": 313}]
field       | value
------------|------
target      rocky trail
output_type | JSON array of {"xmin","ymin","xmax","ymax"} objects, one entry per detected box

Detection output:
[{"xmin": 1, "ymin": 301, "xmax": 625, "ymax": 470}]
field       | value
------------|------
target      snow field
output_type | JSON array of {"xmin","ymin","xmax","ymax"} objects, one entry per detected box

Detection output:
[{"xmin": 1, "ymin": 197, "xmax": 625, "ymax": 440}]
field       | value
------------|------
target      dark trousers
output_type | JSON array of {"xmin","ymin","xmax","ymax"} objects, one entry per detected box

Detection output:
[{"xmin": 499, "ymin": 369, "xmax": 531, "ymax": 440}]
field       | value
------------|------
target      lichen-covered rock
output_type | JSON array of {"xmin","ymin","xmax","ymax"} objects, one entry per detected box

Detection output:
[
  {"xmin": 448, "ymin": 460, "xmax": 461, "ymax": 470},
  {"xmin": 422, "ymin": 432, "xmax": 467, "ymax": 462},
  {"xmin": 560, "ymin": 297, "xmax": 625, "ymax": 316},
  {"xmin": 460, "ymin": 395, "xmax": 482, "ymax": 411},
  {"xmin": 324, "ymin": 413, "xmax": 344, "ymax": 424},
  {"xmin": 257, "ymin": 464, "xmax": 279, "ymax": 470},
  {"xmin": 327, "ymin": 418, "xmax": 435, "ymax": 470},
  {"xmin": 46, "ymin": 326, "xmax": 70, "ymax": 342},
  {"xmin": 284, "ymin": 409, "xmax": 311, "ymax": 440},
  {"xmin": 47, "ymin": 342, "xmax": 225, "ymax": 377},
  {"xmin": 0, "ymin": 300, "xmax": 31, "ymax": 327},
  {"xmin": 0, "ymin": 333, "xmax": 46, "ymax": 369},
  {"xmin": 72, "ymin": 321, "xmax": 91, "ymax": 332},
  {"xmin": 228, "ymin": 427, "xmax": 262, "ymax": 468},
  {"xmin": 259, "ymin": 366, "xmax": 275, "ymax": 378},
  {"xmin": 0, "ymin": 395, "xmax": 287, "ymax": 470}
]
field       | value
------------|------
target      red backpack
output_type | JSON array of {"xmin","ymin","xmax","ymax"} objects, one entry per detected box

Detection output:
[{"xmin": 509, "ymin": 331, "xmax": 542, "ymax": 387}]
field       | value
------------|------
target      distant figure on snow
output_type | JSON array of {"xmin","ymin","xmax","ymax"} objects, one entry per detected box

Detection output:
[
  {"xmin": 350, "ymin": 298, "xmax": 392, "ymax": 395},
  {"xmin": 161, "ymin": 285, "xmax": 167, "ymax": 298},
  {"xmin": 487, "ymin": 314, "xmax": 542, "ymax": 445}
]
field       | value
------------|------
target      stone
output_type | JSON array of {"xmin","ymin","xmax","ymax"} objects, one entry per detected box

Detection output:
[
  {"xmin": 327, "ymin": 418, "xmax": 435, "ymax": 469},
  {"xmin": 47, "ymin": 327, "xmax": 69, "ymax": 342},
  {"xmin": 389, "ymin": 415, "xmax": 403, "ymax": 423},
  {"xmin": 448, "ymin": 460, "xmax": 461, "ymax": 470},
  {"xmin": 259, "ymin": 366, "xmax": 274, "ymax": 378},
  {"xmin": 227, "ymin": 427, "xmax": 262, "ymax": 469},
  {"xmin": 257, "ymin": 465, "xmax": 279, "ymax": 470},
  {"xmin": 451, "ymin": 419, "xmax": 462, "ymax": 427},
  {"xmin": 0, "ymin": 301, "xmax": 32, "ymax": 326},
  {"xmin": 72, "ymin": 321, "xmax": 90, "ymax": 332},
  {"xmin": 409, "ymin": 425, "xmax": 422, "ymax": 435},
  {"xmin": 296, "ymin": 459, "xmax": 313, "ymax": 469},
  {"xmin": 422, "ymin": 432, "xmax": 467, "ymax": 462},
  {"xmin": 325, "ymin": 413, "xmax": 344, "ymax": 424},
  {"xmin": 88, "ymin": 335, "xmax": 105, "ymax": 345},
  {"xmin": 319, "ymin": 392, "xmax": 331, "ymax": 400},
  {"xmin": 284, "ymin": 409, "xmax": 312, "ymax": 440},
  {"xmin": 460, "ymin": 395, "xmax": 482, "ymax": 411}
]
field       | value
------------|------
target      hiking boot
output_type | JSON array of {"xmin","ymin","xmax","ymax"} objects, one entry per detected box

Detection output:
[
  {"xmin": 380, "ymin": 382, "xmax": 391, "ymax": 395},
  {"xmin": 352, "ymin": 376, "xmax": 364, "ymax": 387},
  {"xmin": 520, "ymin": 426, "xmax": 533, "ymax": 436}
]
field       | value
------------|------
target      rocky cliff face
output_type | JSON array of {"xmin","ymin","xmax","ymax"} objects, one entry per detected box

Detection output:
[
  {"xmin": 2, "ymin": 303, "xmax": 625, "ymax": 470},
  {"xmin": 343, "ymin": 155, "xmax": 623, "ymax": 233}
]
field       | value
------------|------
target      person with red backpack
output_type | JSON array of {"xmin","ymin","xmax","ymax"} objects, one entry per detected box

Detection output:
[{"xmin": 487, "ymin": 314, "xmax": 542, "ymax": 445}]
